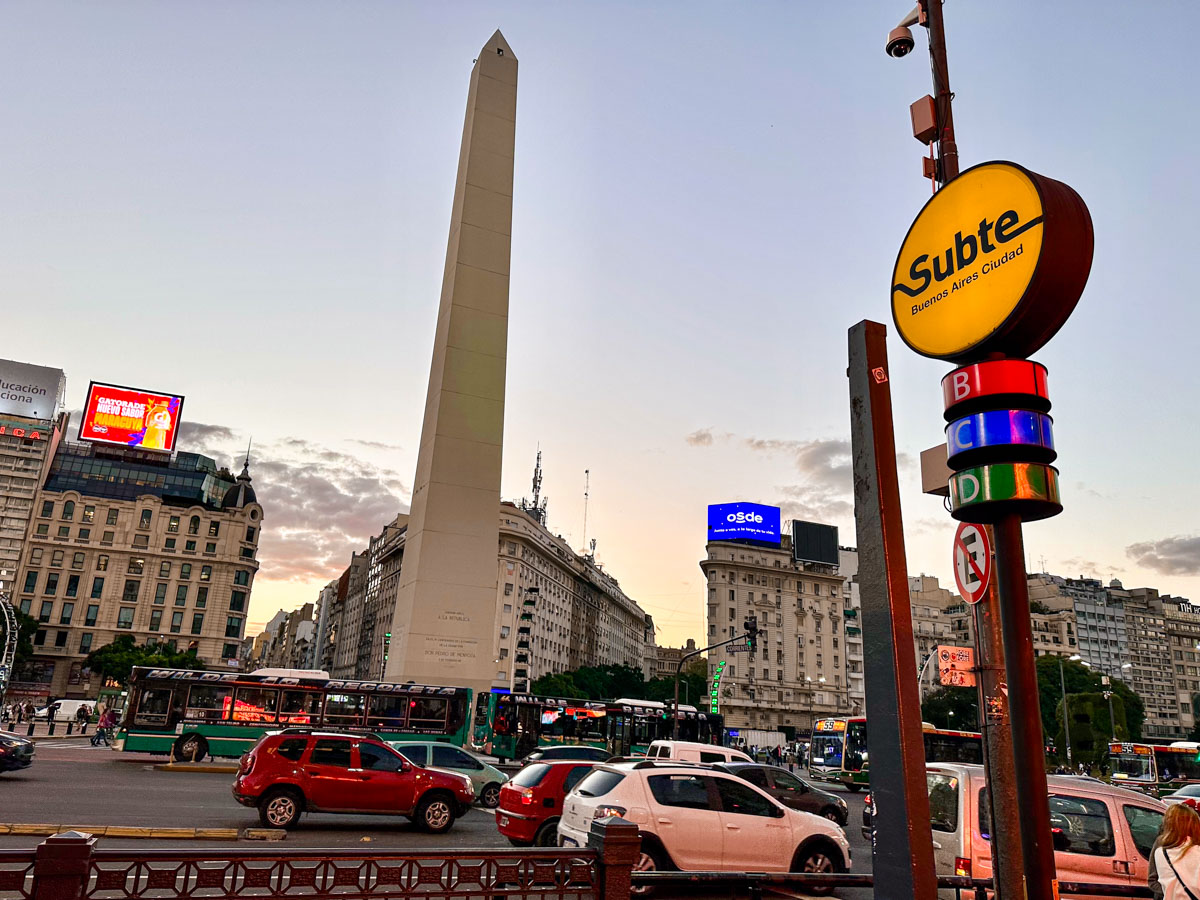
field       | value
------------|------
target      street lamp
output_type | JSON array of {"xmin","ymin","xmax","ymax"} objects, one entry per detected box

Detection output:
[
  {"xmin": 1104, "ymin": 662, "xmax": 1133, "ymax": 740},
  {"xmin": 1059, "ymin": 654, "xmax": 1084, "ymax": 766},
  {"xmin": 805, "ymin": 675, "xmax": 826, "ymax": 736}
]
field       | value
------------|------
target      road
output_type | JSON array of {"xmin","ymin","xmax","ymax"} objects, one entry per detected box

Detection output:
[{"xmin": 0, "ymin": 742, "xmax": 874, "ymax": 896}]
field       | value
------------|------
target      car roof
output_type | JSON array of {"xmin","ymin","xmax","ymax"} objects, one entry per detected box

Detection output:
[{"xmin": 929, "ymin": 763, "xmax": 1164, "ymax": 805}]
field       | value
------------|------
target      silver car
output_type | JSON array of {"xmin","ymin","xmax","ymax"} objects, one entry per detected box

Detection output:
[{"xmin": 390, "ymin": 741, "xmax": 509, "ymax": 808}]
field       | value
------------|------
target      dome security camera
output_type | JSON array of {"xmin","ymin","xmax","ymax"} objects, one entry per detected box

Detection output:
[{"xmin": 886, "ymin": 25, "xmax": 916, "ymax": 58}]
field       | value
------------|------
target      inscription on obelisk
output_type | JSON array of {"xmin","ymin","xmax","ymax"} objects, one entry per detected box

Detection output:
[{"xmin": 385, "ymin": 31, "xmax": 516, "ymax": 694}]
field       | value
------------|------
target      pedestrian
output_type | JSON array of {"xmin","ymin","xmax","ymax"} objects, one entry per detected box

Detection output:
[
  {"xmin": 1151, "ymin": 802, "xmax": 1200, "ymax": 900},
  {"xmin": 75, "ymin": 705, "xmax": 89, "ymax": 727},
  {"xmin": 92, "ymin": 708, "xmax": 114, "ymax": 747}
]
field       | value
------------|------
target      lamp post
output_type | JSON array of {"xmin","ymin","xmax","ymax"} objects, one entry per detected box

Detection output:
[
  {"xmin": 804, "ymin": 675, "xmax": 826, "ymax": 736},
  {"xmin": 1059, "ymin": 653, "xmax": 1084, "ymax": 765},
  {"xmin": 1105, "ymin": 662, "xmax": 1133, "ymax": 740}
]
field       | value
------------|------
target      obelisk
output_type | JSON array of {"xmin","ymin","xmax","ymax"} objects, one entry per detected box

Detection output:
[{"xmin": 385, "ymin": 31, "xmax": 516, "ymax": 694}]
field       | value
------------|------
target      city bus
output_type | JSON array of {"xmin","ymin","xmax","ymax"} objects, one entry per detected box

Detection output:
[
  {"xmin": 117, "ymin": 667, "xmax": 473, "ymax": 760},
  {"xmin": 604, "ymin": 698, "xmax": 724, "ymax": 757},
  {"xmin": 1109, "ymin": 741, "xmax": 1200, "ymax": 793},
  {"xmin": 471, "ymin": 691, "xmax": 608, "ymax": 762},
  {"xmin": 808, "ymin": 716, "xmax": 983, "ymax": 791}
]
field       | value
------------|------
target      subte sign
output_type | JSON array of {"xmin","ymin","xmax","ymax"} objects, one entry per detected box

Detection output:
[{"xmin": 953, "ymin": 522, "xmax": 991, "ymax": 605}]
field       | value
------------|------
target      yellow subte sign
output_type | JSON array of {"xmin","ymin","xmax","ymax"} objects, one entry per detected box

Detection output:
[{"xmin": 890, "ymin": 161, "xmax": 1093, "ymax": 363}]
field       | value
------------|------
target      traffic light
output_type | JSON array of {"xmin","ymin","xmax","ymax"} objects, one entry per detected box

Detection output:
[{"xmin": 743, "ymin": 615, "xmax": 758, "ymax": 652}]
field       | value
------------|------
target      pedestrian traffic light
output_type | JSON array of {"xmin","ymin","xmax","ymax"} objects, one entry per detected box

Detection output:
[{"xmin": 743, "ymin": 615, "xmax": 758, "ymax": 652}]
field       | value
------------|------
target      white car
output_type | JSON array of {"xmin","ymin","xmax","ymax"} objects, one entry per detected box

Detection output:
[
  {"xmin": 1161, "ymin": 783, "xmax": 1200, "ymax": 806},
  {"xmin": 557, "ymin": 760, "xmax": 850, "ymax": 894}
]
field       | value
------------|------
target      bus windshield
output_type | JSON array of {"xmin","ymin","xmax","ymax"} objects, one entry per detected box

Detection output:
[
  {"xmin": 1111, "ymin": 751, "xmax": 1154, "ymax": 781},
  {"xmin": 810, "ymin": 733, "xmax": 845, "ymax": 770}
]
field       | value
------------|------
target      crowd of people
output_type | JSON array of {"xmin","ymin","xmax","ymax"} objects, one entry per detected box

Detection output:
[{"xmin": 1, "ymin": 699, "xmax": 117, "ymax": 744}]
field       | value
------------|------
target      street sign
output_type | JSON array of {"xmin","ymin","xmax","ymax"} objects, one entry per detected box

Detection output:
[
  {"xmin": 938, "ymin": 644, "xmax": 976, "ymax": 687},
  {"xmin": 953, "ymin": 522, "xmax": 992, "ymax": 604}
]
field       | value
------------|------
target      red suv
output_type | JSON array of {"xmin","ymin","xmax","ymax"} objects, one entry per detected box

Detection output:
[
  {"xmin": 233, "ymin": 730, "xmax": 475, "ymax": 832},
  {"xmin": 497, "ymin": 760, "xmax": 597, "ymax": 846}
]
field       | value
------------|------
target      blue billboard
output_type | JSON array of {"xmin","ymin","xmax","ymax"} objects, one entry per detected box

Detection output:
[{"xmin": 707, "ymin": 502, "xmax": 782, "ymax": 543}]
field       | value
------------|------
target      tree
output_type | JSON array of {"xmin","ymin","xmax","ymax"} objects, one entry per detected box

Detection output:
[
  {"xmin": 530, "ymin": 672, "xmax": 581, "ymax": 699},
  {"xmin": 1035, "ymin": 655, "xmax": 1142, "ymax": 760},
  {"xmin": 85, "ymin": 634, "xmax": 205, "ymax": 687},
  {"xmin": 10, "ymin": 611, "xmax": 38, "ymax": 670},
  {"xmin": 921, "ymin": 685, "xmax": 978, "ymax": 730}
]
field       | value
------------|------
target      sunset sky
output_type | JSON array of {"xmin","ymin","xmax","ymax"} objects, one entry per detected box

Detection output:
[{"xmin": 4, "ymin": 1, "xmax": 1198, "ymax": 645}]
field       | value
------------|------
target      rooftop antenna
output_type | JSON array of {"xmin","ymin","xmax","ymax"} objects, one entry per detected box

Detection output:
[
  {"xmin": 520, "ymin": 448, "xmax": 547, "ymax": 526},
  {"xmin": 582, "ymin": 469, "xmax": 590, "ymax": 552}
]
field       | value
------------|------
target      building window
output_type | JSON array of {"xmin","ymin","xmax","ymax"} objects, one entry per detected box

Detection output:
[
  {"xmin": 504, "ymin": 583, "xmax": 514, "ymax": 596},
  {"xmin": 132, "ymin": 534, "xmax": 149, "ymax": 549},
  {"xmin": 190, "ymin": 613, "xmax": 204, "ymax": 635},
  {"xmin": 90, "ymin": 577, "xmax": 104, "ymax": 600},
  {"xmin": 76, "ymin": 528, "xmax": 90, "ymax": 541},
  {"xmin": 122, "ymin": 580, "xmax": 140, "ymax": 603},
  {"xmin": 22, "ymin": 572, "xmax": 36, "ymax": 594},
  {"xmin": 180, "ymin": 564, "xmax": 192, "ymax": 580},
  {"xmin": 44, "ymin": 573, "xmax": 59, "ymax": 596},
  {"xmin": 175, "ymin": 585, "xmax": 188, "ymax": 606},
  {"xmin": 96, "ymin": 555, "xmax": 109, "ymax": 571},
  {"xmin": 208, "ymin": 522, "xmax": 220, "ymax": 537},
  {"xmin": 246, "ymin": 527, "xmax": 257, "ymax": 543},
  {"xmin": 61, "ymin": 501, "xmax": 75, "ymax": 521},
  {"xmin": 222, "ymin": 643, "xmax": 239, "ymax": 660},
  {"xmin": 229, "ymin": 591, "xmax": 246, "ymax": 612},
  {"xmin": 164, "ymin": 538, "xmax": 176, "ymax": 550},
  {"xmin": 50, "ymin": 550, "xmax": 63, "ymax": 567},
  {"xmin": 154, "ymin": 584, "xmax": 167, "ymax": 605},
  {"xmin": 158, "ymin": 561, "xmax": 170, "ymax": 578},
  {"xmin": 57, "ymin": 526, "xmax": 70, "ymax": 538},
  {"xmin": 65, "ymin": 575, "xmax": 79, "ymax": 598},
  {"xmin": 85, "ymin": 604, "xmax": 98, "ymax": 626},
  {"xmin": 102, "ymin": 531, "xmax": 114, "ymax": 544},
  {"xmin": 79, "ymin": 633, "xmax": 92, "ymax": 654},
  {"xmin": 167, "ymin": 516, "xmax": 180, "ymax": 533},
  {"xmin": 128, "ymin": 558, "xmax": 144, "ymax": 575},
  {"xmin": 138, "ymin": 510, "xmax": 152, "ymax": 530},
  {"xmin": 38, "ymin": 601, "xmax": 52, "ymax": 623},
  {"xmin": 35, "ymin": 524, "xmax": 48, "ymax": 536},
  {"xmin": 30, "ymin": 549, "xmax": 42, "ymax": 565},
  {"xmin": 170, "ymin": 612, "xmax": 183, "ymax": 633},
  {"xmin": 60, "ymin": 602, "xmax": 74, "ymax": 625},
  {"xmin": 117, "ymin": 607, "xmax": 134, "ymax": 629},
  {"xmin": 204, "ymin": 542, "xmax": 216, "ymax": 553},
  {"xmin": 225, "ymin": 616, "xmax": 243, "ymax": 638},
  {"xmin": 200, "ymin": 566, "xmax": 211, "ymax": 582},
  {"xmin": 34, "ymin": 629, "xmax": 45, "ymax": 646},
  {"xmin": 185, "ymin": 541, "xmax": 196, "ymax": 552},
  {"xmin": 71, "ymin": 553, "xmax": 84, "ymax": 569},
  {"xmin": 149, "ymin": 609, "xmax": 162, "ymax": 631},
  {"xmin": 106, "ymin": 509, "xmax": 119, "ymax": 525},
  {"xmin": 196, "ymin": 587, "xmax": 208, "ymax": 609},
  {"xmin": 234, "ymin": 570, "xmax": 249, "ymax": 587},
  {"xmin": 81, "ymin": 505, "xmax": 95, "ymax": 523},
  {"xmin": 240, "ymin": 547, "xmax": 254, "ymax": 559},
  {"xmin": 40, "ymin": 500, "xmax": 53, "ymax": 518},
  {"xmin": 188, "ymin": 516, "xmax": 200, "ymax": 535},
  {"xmin": 19, "ymin": 599, "xmax": 30, "ymax": 615}
]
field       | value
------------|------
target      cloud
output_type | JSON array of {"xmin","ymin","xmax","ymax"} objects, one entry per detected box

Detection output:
[
  {"xmin": 685, "ymin": 428, "xmax": 714, "ymax": 446},
  {"xmin": 182, "ymin": 423, "xmax": 410, "ymax": 584},
  {"xmin": 346, "ymin": 439, "xmax": 405, "ymax": 452},
  {"xmin": 742, "ymin": 437, "xmax": 855, "ymax": 525},
  {"xmin": 1126, "ymin": 535, "xmax": 1200, "ymax": 576},
  {"xmin": 178, "ymin": 421, "xmax": 237, "ymax": 445}
]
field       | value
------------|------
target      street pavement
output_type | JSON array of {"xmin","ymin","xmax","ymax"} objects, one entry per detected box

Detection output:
[{"xmin": 0, "ymin": 743, "xmax": 874, "ymax": 896}]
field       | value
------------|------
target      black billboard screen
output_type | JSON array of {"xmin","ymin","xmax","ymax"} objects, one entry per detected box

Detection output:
[{"xmin": 792, "ymin": 521, "xmax": 839, "ymax": 566}]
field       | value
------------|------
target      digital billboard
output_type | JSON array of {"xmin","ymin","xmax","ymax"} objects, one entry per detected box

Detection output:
[
  {"xmin": 79, "ymin": 382, "xmax": 184, "ymax": 453},
  {"xmin": 792, "ymin": 520, "xmax": 840, "ymax": 566},
  {"xmin": 707, "ymin": 502, "xmax": 781, "ymax": 544},
  {"xmin": 0, "ymin": 359, "xmax": 65, "ymax": 421}
]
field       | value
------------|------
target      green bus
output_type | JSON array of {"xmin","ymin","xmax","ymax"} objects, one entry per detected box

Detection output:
[
  {"xmin": 471, "ymin": 691, "xmax": 607, "ymax": 762},
  {"xmin": 117, "ymin": 667, "xmax": 473, "ymax": 761},
  {"xmin": 604, "ymin": 698, "xmax": 724, "ymax": 757}
]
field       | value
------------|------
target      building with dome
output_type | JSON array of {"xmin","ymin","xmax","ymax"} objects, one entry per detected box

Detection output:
[{"xmin": 6, "ymin": 440, "xmax": 262, "ymax": 701}]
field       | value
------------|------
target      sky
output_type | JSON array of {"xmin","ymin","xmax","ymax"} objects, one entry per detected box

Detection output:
[{"xmin": 3, "ymin": 1, "xmax": 1199, "ymax": 645}]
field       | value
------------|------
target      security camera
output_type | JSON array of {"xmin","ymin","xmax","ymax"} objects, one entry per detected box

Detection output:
[{"xmin": 886, "ymin": 25, "xmax": 915, "ymax": 58}]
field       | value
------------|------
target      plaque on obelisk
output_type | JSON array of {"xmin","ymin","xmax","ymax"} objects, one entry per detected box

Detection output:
[{"xmin": 384, "ymin": 31, "xmax": 516, "ymax": 694}]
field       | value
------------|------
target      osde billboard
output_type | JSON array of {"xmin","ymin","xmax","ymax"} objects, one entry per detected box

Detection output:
[
  {"xmin": 707, "ymin": 502, "xmax": 781, "ymax": 543},
  {"xmin": 79, "ymin": 382, "xmax": 184, "ymax": 453}
]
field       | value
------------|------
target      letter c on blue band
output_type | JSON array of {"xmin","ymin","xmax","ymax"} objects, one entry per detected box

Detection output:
[{"xmin": 945, "ymin": 409, "xmax": 1055, "ymax": 467}]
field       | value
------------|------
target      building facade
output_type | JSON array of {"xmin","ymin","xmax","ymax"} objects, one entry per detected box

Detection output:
[
  {"xmin": 837, "ymin": 548, "xmax": 865, "ymax": 718},
  {"xmin": 909, "ymin": 575, "xmax": 959, "ymax": 678},
  {"xmin": 253, "ymin": 603, "xmax": 316, "ymax": 670},
  {"xmin": 1126, "ymin": 587, "xmax": 1179, "ymax": 739},
  {"xmin": 649, "ymin": 639, "xmax": 699, "ymax": 682},
  {"xmin": 702, "ymin": 534, "xmax": 850, "ymax": 735},
  {"xmin": 11, "ymin": 443, "xmax": 262, "ymax": 699},
  {"xmin": 1164, "ymin": 598, "xmax": 1200, "ymax": 738}
]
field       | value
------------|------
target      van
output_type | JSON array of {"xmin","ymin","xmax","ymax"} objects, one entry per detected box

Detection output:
[
  {"xmin": 33, "ymin": 699, "xmax": 94, "ymax": 722},
  {"xmin": 645, "ymin": 740, "xmax": 752, "ymax": 764},
  {"xmin": 881, "ymin": 763, "xmax": 1166, "ymax": 898}
]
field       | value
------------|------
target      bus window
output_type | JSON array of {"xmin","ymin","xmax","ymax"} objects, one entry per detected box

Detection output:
[
  {"xmin": 409, "ymin": 697, "xmax": 448, "ymax": 730},
  {"xmin": 185, "ymin": 685, "xmax": 231, "ymax": 721},
  {"xmin": 324, "ymin": 693, "xmax": 365, "ymax": 726},
  {"xmin": 279, "ymin": 691, "xmax": 321, "ymax": 725},
  {"xmin": 232, "ymin": 688, "xmax": 279, "ymax": 723},
  {"xmin": 134, "ymin": 688, "xmax": 174, "ymax": 726},
  {"xmin": 368, "ymin": 694, "xmax": 408, "ymax": 729}
]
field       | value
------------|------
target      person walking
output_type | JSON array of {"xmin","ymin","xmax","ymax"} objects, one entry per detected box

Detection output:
[
  {"xmin": 92, "ymin": 708, "xmax": 114, "ymax": 747},
  {"xmin": 1151, "ymin": 802, "xmax": 1200, "ymax": 900},
  {"xmin": 75, "ymin": 705, "xmax": 90, "ymax": 728}
]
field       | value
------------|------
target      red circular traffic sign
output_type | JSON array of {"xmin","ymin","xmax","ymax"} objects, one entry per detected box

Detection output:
[{"xmin": 953, "ymin": 522, "xmax": 992, "ymax": 604}]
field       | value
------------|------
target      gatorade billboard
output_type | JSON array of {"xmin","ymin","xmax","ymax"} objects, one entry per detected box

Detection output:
[{"xmin": 78, "ymin": 382, "xmax": 184, "ymax": 453}]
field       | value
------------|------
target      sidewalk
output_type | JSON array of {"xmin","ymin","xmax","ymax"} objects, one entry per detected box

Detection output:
[{"xmin": 2, "ymin": 721, "xmax": 95, "ymax": 741}]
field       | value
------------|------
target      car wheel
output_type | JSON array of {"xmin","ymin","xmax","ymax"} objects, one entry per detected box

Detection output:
[
  {"xmin": 820, "ymin": 806, "xmax": 842, "ymax": 824},
  {"xmin": 845, "ymin": 783, "xmax": 861, "ymax": 793},
  {"xmin": 480, "ymin": 782, "xmax": 502, "ymax": 809},
  {"xmin": 172, "ymin": 733, "xmax": 208, "ymax": 763},
  {"xmin": 416, "ymin": 793, "xmax": 456, "ymax": 834},
  {"xmin": 534, "ymin": 820, "xmax": 559, "ymax": 847},
  {"xmin": 631, "ymin": 845, "xmax": 667, "ymax": 898},
  {"xmin": 258, "ymin": 788, "xmax": 303, "ymax": 828},
  {"xmin": 793, "ymin": 844, "xmax": 840, "ymax": 896}
]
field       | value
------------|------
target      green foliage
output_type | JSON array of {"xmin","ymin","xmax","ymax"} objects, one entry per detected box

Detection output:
[
  {"xmin": 1035, "ymin": 655, "xmax": 1142, "ymax": 761},
  {"xmin": 1052, "ymin": 691, "xmax": 1125, "ymax": 768},
  {"xmin": 85, "ymin": 634, "xmax": 205, "ymax": 687},
  {"xmin": 921, "ymin": 686, "xmax": 978, "ymax": 730},
  {"xmin": 530, "ymin": 672, "xmax": 581, "ymax": 699},
  {"xmin": 11, "ymin": 611, "xmax": 38, "ymax": 670},
  {"xmin": 1029, "ymin": 600, "xmax": 1052, "ymax": 615}
]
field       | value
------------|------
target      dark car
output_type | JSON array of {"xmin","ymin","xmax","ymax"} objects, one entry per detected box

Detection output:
[
  {"xmin": 0, "ymin": 730, "xmax": 34, "ymax": 773},
  {"xmin": 232, "ymin": 729, "xmax": 475, "ymax": 832},
  {"xmin": 496, "ymin": 760, "xmax": 598, "ymax": 846},
  {"xmin": 519, "ymin": 745, "xmax": 612, "ymax": 766},
  {"xmin": 714, "ymin": 762, "xmax": 849, "ymax": 825}
]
